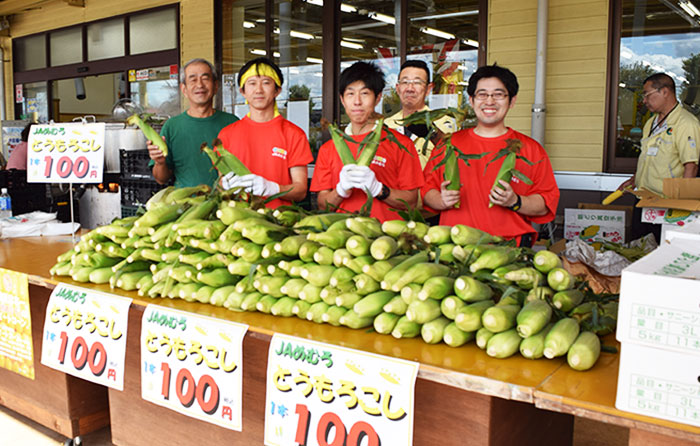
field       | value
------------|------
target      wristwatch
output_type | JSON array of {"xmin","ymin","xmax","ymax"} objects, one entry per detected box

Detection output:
[
  {"xmin": 509, "ymin": 194, "xmax": 522, "ymax": 212},
  {"xmin": 377, "ymin": 184, "xmax": 390, "ymax": 201}
]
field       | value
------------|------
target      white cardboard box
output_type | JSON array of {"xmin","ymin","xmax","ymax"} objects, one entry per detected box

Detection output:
[
  {"xmin": 663, "ymin": 220, "xmax": 700, "ymax": 244},
  {"xmin": 616, "ymin": 240, "xmax": 700, "ymax": 356},
  {"xmin": 615, "ymin": 342, "xmax": 700, "ymax": 428},
  {"xmin": 564, "ymin": 208, "xmax": 626, "ymax": 243},
  {"xmin": 641, "ymin": 207, "xmax": 700, "ymax": 226}
]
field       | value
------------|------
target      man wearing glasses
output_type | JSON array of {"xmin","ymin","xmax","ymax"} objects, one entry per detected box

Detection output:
[
  {"xmin": 385, "ymin": 60, "xmax": 456, "ymax": 168},
  {"xmin": 422, "ymin": 64, "xmax": 559, "ymax": 247},
  {"xmin": 617, "ymin": 72, "xmax": 700, "ymax": 240}
]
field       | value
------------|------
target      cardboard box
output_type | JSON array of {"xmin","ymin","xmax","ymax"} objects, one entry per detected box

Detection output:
[
  {"xmin": 615, "ymin": 342, "xmax": 700, "ymax": 428},
  {"xmin": 663, "ymin": 220, "xmax": 700, "ymax": 244},
  {"xmin": 564, "ymin": 208, "xmax": 626, "ymax": 243},
  {"xmin": 634, "ymin": 178, "xmax": 700, "ymax": 212},
  {"xmin": 640, "ymin": 207, "xmax": 700, "ymax": 226},
  {"xmin": 616, "ymin": 240, "xmax": 700, "ymax": 356}
]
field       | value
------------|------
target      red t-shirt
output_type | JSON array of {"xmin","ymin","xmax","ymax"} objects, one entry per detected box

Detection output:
[
  {"xmin": 310, "ymin": 127, "xmax": 424, "ymax": 222},
  {"xmin": 218, "ymin": 116, "xmax": 313, "ymax": 208},
  {"xmin": 422, "ymin": 128, "xmax": 559, "ymax": 241}
]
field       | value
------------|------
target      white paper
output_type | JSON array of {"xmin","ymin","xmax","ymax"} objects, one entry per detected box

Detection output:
[
  {"xmin": 287, "ymin": 100, "xmax": 310, "ymax": 138},
  {"xmin": 140, "ymin": 305, "xmax": 248, "ymax": 431},
  {"xmin": 264, "ymin": 334, "xmax": 419, "ymax": 446},
  {"xmin": 41, "ymin": 283, "xmax": 132, "ymax": 390}
]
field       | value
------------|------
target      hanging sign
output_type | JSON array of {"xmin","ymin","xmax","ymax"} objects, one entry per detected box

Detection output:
[
  {"xmin": 0, "ymin": 268, "xmax": 34, "ymax": 379},
  {"xmin": 27, "ymin": 122, "xmax": 105, "ymax": 183},
  {"xmin": 41, "ymin": 283, "xmax": 132, "ymax": 390},
  {"xmin": 264, "ymin": 334, "xmax": 419, "ymax": 446},
  {"xmin": 140, "ymin": 305, "xmax": 248, "ymax": 431}
]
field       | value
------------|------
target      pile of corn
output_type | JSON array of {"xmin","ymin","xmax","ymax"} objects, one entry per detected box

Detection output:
[{"xmin": 50, "ymin": 187, "xmax": 617, "ymax": 371}]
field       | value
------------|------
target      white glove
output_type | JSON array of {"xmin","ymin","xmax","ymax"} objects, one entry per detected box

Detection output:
[
  {"xmin": 336, "ymin": 164, "xmax": 354, "ymax": 198},
  {"xmin": 221, "ymin": 172, "xmax": 242, "ymax": 191},
  {"xmin": 238, "ymin": 174, "xmax": 280, "ymax": 197},
  {"xmin": 347, "ymin": 165, "xmax": 383, "ymax": 197}
]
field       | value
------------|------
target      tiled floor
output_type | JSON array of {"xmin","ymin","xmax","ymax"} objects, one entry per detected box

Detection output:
[{"xmin": 1, "ymin": 404, "xmax": 627, "ymax": 446}]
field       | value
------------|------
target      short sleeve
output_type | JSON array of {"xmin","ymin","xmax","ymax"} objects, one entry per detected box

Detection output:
[
  {"xmin": 677, "ymin": 116, "xmax": 700, "ymax": 165},
  {"xmin": 392, "ymin": 132, "xmax": 424, "ymax": 191},
  {"xmin": 309, "ymin": 142, "xmax": 336, "ymax": 192},
  {"xmin": 524, "ymin": 148, "xmax": 559, "ymax": 225},
  {"xmin": 286, "ymin": 124, "xmax": 314, "ymax": 168}
]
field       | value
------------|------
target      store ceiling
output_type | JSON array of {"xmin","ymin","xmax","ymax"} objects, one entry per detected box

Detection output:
[{"xmin": 0, "ymin": 0, "xmax": 82, "ymax": 16}]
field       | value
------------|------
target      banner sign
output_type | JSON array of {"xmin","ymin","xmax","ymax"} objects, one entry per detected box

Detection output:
[
  {"xmin": 140, "ymin": 305, "xmax": 248, "ymax": 431},
  {"xmin": 0, "ymin": 268, "xmax": 34, "ymax": 379},
  {"xmin": 41, "ymin": 283, "xmax": 132, "ymax": 390},
  {"xmin": 264, "ymin": 334, "xmax": 419, "ymax": 446},
  {"xmin": 27, "ymin": 122, "xmax": 105, "ymax": 183}
]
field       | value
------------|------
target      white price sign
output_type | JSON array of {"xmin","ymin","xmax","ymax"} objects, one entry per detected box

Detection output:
[
  {"xmin": 27, "ymin": 122, "xmax": 105, "ymax": 183},
  {"xmin": 264, "ymin": 334, "xmax": 419, "ymax": 446},
  {"xmin": 140, "ymin": 305, "xmax": 248, "ymax": 431},
  {"xmin": 40, "ymin": 283, "xmax": 132, "ymax": 390}
]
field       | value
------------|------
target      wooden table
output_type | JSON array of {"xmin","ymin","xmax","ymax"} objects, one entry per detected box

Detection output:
[{"xmin": 1, "ymin": 235, "xmax": 698, "ymax": 445}]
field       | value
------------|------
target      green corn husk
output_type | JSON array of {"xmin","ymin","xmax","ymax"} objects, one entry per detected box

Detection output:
[
  {"xmin": 299, "ymin": 283, "xmax": 323, "ymax": 303},
  {"xmin": 543, "ymin": 317, "xmax": 580, "ymax": 359},
  {"xmin": 294, "ymin": 213, "xmax": 350, "ymax": 233},
  {"xmin": 332, "ymin": 249, "xmax": 353, "ymax": 268},
  {"xmin": 147, "ymin": 281, "xmax": 165, "ymax": 298},
  {"xmin": 469, "ymin": 247, "xmax": 520, "ymax": 273},
  {"xmin": 390, "ymin": 262, "xmax": 451, "ymax": 292},
  {"xmin": 362, "ymin": 256, "xmax": 408, "ymax": 282},
  {"xmin": 335, "ymin": 292, "xmax": 363, "ymax": 309},
  {"xmin": 339, "ymin": 309, "xmax": 374, "ymax": 329},
  {"xmin": 443, "ymin": 323, "xmax": 475, "ymax": 347},
  {"xmin": 519, "ymin": 323, "xmax": 554, "ymax": 359},
  {"xmin": 406, "ymin": 299, "xmax": 441, "ymax": 324},
  {"xmin": 400, "ymin": 283, "xmax": 422, "ymax": 304},
  {"xmin": 242, "ymin": 223, "xmax": 288, "ymax": 245},
  {"xmin": 421, "ymin": 316, "xmax": 451, "ymax": 344},
  {"xmin": 88, "ymin": 267, "xmax": 114, "ymax": 284},
  {"xmin": 202, "ymin": 143, "xmax": 251, "ymax": 177},
  {"xmin": 240, "ymin": 292, "xmax": 264, "ymax": 311},
  {"xmin": 353, "ymin": 291, "xmax": 395, "ymax": 318},
  {"xmin": 176, "ymin": 283, "xmax": 202, "ymax": 301},
  {"xmin": 455, "ymin": 300, "xmax": 496, "ymax": 332},
  {"xmin": 313, "ymin": 246, "xmax": 335, "ymax": 265},
  {"xmin": 533, "ymin": 250, "xmax": 562, "ymax": 273},
  {"xmin": 567, "ymin": 331, "xmax": 601, "ymax": 371},
  {"xmin": 369, "ymin": 236, "xmax": 399, "ymax": 261},
  {"xmin": 504, "ymin": 267, "xmax": 544, "ymax": 290},
  {"xmin": 256, "ymin": 295, "xmax": 279, "ymax": 313},
  {"xmin": 71, "ymin": 266, "xmax": 95, "ymax": 282},
  {"xmin": 50, "ymin": 260, "xmax": 72, "ymax": 276},
  {"xmin": 127, "ymin": 114, "xmax": 168, "ymax": 156},
  {"xmin": 380, "ymin": 252, "xmax": 430, "ymax": 289},
  {"xmin": 405, "ymin": 220, "xmax": 429, "ymax": 239},
  {"xmin": 320, "ymin": 285, "xmax": 342, "ymax": 305},
  {"xmin": 194, "ymin": 286, "xmax": 216, "ymax": 304},
  {"xmin": 280, "ymin": 278, "xmax": 308, "ymax": 298},
  {"xmin": 476, "ymin": 327, "xmax": 495, "ymax": 349},
  {"xmin": 452, "ymin": 244, "xmax": 487, "ymax": 264},
  {"xmin": 440, "ymin": 295, "xmax": 467, "ymax": 320},
  {"xmin": 547, "ymin": 268, "xmax": 576, "ymax": 291},
  {"xmin": 234, "ymin": 240, "xmax": 263, "ymax": 263},
  {"xmin": 273, "ymin": 209, "xmax": 302, "ymax": 227},
  {"xmin": 292, "ymin": 300, "xmax": 312, "ymax": 318},
  {"xmin": 224, "ymin": 291, "xmax": 246, "ymax": 310},
  {"xmin": 424, "ymin": 225, "xmax": 452, "ymax": 245},
  {"xmin": 228, "ymin": 259, "xmax": 253, "ymax": 276},
  {"xmin": 525, "ymin": 286, "xmax": 555, "ymax": 303},
  {"xmin": 307, "ymin": 230, "xmax": 354, "ymax": 250},
  {"xmin": 345, "ymin": 255, "xmax": 374, "ymax": 274},
  {"xmin": 321, "ymin": 305, "xmax": 348, "ymax": 326},
  {"xmin": 134, "ymin": 203, "xmax": 183, "ymax": 228},
  {"xmin": 235, "ymin": 276, "xmax": 256, "ymax": 294},
  {"xmin": 345, "ymin": 235, "xmax": 371, "ymax": 257},
  {"xmin": 114, "ymin": 270, "xmax": 150, "ymax": 290},
  {"xmin": 261, "ymin": 242, "xmax": 277, "ymax": 259},
  {"xmin": 179, "ymin": 251, "xmax": 210, "ymax": 266},
  {"xmin": 329, "ymin": 267, "xmax": 355, "ymax": 287},
  {"xmin": 391, "ymin": 316, "xmax": 421, "ymax": 339},
  {"xmin": 196, "ymin": 268, "xmax": 238, "ymax": 287},
  {"xmin": 300, "ymin": 264, "xmax": 335, "ymax": 287},
  {"xmin": 383, "ymin": 296, "xmax": 408, "ymax": 315},
  {"xmin": 381, "ymin": 219, "xmax": 407, "ymax": 238},
  {"xmin": 353, "ymin": 273, "xmax": 380, "ymax": 295},
  {"xmin": 486, "ymin": 328, "xmax": 522, "ymax": 358},
  {"xmin": 218, "ymin": 225, "xmax": 243, "ymax": 242},
  {"xmin": 306, "ymin": 302, "xmax": 330, "ymax": 323},
  {"xmin": 552, "ymin": 289, "xmax": 585, "ymax": 312},
  {"xmin": 481, "ymin": 304, "xmax": 521, "ymax": 333},
  {"xmin": 216, "ymin": 207, "xmax": 263, "ymax": 226},
  {"xmin": 516, "ymin": 299, "xmax": 553, "ymax": 338},
  {"xmin": 418, "ymin": 276, "xmax": 455, "ymax": 301},
  {"xmin": 373, "ymin": 312, "xmax": 401, "ymax": 334},
  {"xmin": 275, "ymin": 235, "xmax": 308, "ymax": 257},
  {"xmin": 255, "ymin": 276, "xmax": 288, "ymax": 298},
  {"xmin": 450, "ymin": 224, "xmax": 493, "ymax": 246},
  {"xmin": 345, "ymin": 216, "xmax": 384, "ymax": 238},
  {"xmin": 491, "ymin": 263, "xmax": 524, "ymax": 285},
  {"xmin": 454, "ymin": 276, "xmax": 494, "ymax": 302},
  {"xmin": 433, "ymin": 243, "xmax": 457, "ymax": 264}
]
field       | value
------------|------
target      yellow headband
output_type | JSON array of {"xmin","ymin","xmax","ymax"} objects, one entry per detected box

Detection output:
[{"xmin": 240, "ymin": 64, "xmax": 282, "ymax": 88}]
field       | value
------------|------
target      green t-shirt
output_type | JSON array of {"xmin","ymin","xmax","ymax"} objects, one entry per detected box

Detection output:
[{"xmin": 157, "ymin": 110, "xmax": 238, "ymax": 188}]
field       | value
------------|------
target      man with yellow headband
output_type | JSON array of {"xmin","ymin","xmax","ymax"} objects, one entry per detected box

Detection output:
[{"xmin": 218, "ymin": 57, "xmax": 313, "ymax": 208}]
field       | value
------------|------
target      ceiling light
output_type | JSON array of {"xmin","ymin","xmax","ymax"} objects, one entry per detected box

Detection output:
[
  {"xmin": 680, "ymin": 0, "xmax": 700, "ymax": 16},
  {"xmin": 306, "ymin": 57, "xmax": 323, "ymax": 64},
  {"xmin": 411, "ymin": 10, "xmax": 478, "ymax": 21},
  {"xmin": 688, "ymin": 1, "xmax": 700, "ymax": 15},
  {"xmin": 250, "ymin": 49, "xmax": 267, "ymax": 56},
  {"xmin": 420, "ymin": 26, "xmax": 455, "ymax": 40},
  {"xmin": 243, "ymin": 21, "xmax": 256, "ymax": 29},
  {"xmin": 341, "ymin": 3, "xmax": 357, "ymax": 13},
  {"xmin": 368, "ymin": 12, "xmax": 396, "ymax": 25},
  {"xmin": 340, "ymin": 40, "xmax": 363, "ymax": 49},
  {"xmin": 619, "ymin": 82, "xmax": 627, "ymax": 88},
  {"xmin": 463, "ymin": 39, "xmax": 479, "ymax": 48},
  {"xmin": 306, "ymin": 0, "xmax": 323, "ymax": 6},
  {"xmin": 290, "ymin": 30, "xmax": 315, "ymax": 39},
  {"xmin": 273, "ymin": 51, "xmax": 280, "ymax": 58}
]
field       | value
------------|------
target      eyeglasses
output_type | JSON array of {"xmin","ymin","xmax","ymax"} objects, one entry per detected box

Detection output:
[
  {"xmin": 398, "ymin": 79, "xmax": 427, "ymax": 87},
  {"xmin": 642, "ymin": 88, "xmax": 660, "ymax": 100},
  {"xmin": 474, "ymin": 91, "xmax": 508, "ymax": 101}
]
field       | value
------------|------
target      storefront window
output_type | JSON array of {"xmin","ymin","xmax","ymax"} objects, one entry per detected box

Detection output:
[
  {"xmin": 614, "ymin": 0, "xmax": 700, "ymax": 164},
  {"xmin": 50, "ymin": 27, "xmax": 82, "ymax": 66},
  {"xmin": 14, "ymin": 35, "xmax": 46, "ymax": 71},
  {"xmin": 221, "ymin": 0, "xmax": 266, "ymax": 75},
  {"xmin": 20, "ymin": 82, "xmax": 49, "ymax": 123},
  {"xmin": 87, "ymin": 18, "xmax": 125, "ymax": 61},
  {"xmin": 129, "ymin": 66, "xmax": 180, "ymax": 118},
  {"xmin": 129, "ymin": 9, "xmax": 177, "ymax": 55}
]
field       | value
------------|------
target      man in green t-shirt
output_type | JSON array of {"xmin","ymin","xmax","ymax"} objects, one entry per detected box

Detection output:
[{"xmin": 148, "ymin": 58, "xmax": 238, "ymax": 188}]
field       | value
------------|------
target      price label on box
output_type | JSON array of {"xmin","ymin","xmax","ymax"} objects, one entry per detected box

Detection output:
[
  {"xmin": 40, "ymin": 283, "xmax": 132, "ymax": 390},
  {"xmin": 140, "ymin": 305, "xmax": 248, "ymax": 431},
  {"xmin": 264, "ymin": 334, "xmax": 419, "ymax": 446},
  {"xmin": 27, "ymin": 122, "xmax": 105, "ymax": 183}
]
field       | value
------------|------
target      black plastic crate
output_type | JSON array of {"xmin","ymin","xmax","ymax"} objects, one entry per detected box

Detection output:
[
  {"xmin": 120, "ymin": 149, "xmax": 153, "ymax": 179},
  {"xmin": 121, "ymin": 205, "xmax": 141, "ymax": 218},
  {"xmin": 0, "ymin": 169, "xmax": 50, "ymax": 216},
  {"xmin": 120, "ymin": 179, "xmax": 167, "ymax": 207}
]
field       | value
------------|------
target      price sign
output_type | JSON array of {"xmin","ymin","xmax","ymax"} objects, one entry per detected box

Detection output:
[
  {"xmin": 27, "ymin": 122, "xmax": 105, "ymax": 183},
  {"xmin": 264, "ymin": 334, "xmax": 419, "ymax": 446},
  {"xmin": 140, "ymin": 305, "xmax": 248, "ymax": 431},
  {"xmin": 0, "ymin": 268, "xmax": 34, "ymax": 379},
  {"xmin": 41, "ymin": 283, "xmax": 132, "ymax": 390}
]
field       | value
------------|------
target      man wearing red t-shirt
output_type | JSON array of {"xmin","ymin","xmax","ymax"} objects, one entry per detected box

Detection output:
[
  {"xmin": 423, "ymin": 65, "xmax": 559, "ymax": 246},
  {"xmin": 311, "ymin": 62, "xmax": 423, "ymax": 222},
  {"xmin": 218, "ymin": 58, "xmax": 313, "ymax": 208}
]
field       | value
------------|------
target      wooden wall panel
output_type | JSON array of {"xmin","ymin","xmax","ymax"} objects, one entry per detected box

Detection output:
[{"xmin": 488, "ymin": 0, "xmax": 609, "ymax": 172}]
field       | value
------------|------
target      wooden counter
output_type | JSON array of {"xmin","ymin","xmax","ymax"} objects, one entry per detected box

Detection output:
[{"xmin": 1, "ymin": 235, "xmax": 698, "ymax": 445}]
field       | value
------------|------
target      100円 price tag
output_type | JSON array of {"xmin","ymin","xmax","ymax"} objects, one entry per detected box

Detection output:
[
  {"xmin": 264, "ymin": 334, "xmax": 419, "ymax": 446},
  {"xmin": 140, "ymin": 305, "xmax": 248, "ymax": 431},
  {"xmin": 40, "ymin": 283, "xmax": 132, "ymax": 390}
]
